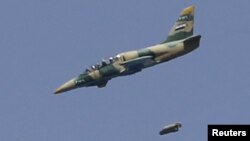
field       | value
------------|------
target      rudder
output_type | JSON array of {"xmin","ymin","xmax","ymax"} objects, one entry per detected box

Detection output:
[{"xmin": 163, "ymin": 6, "xmax": 195, "ymax": 43}]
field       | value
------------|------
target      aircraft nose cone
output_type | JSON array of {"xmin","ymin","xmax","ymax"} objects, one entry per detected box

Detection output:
[{"xmin": 54, "ymin": 79, "xmax": 76, "ymax": 94}]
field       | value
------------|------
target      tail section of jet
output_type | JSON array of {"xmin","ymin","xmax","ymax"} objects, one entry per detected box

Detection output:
[{"xmin": 163, "ymin": 6, "xmax": 195, "ymax": 43}]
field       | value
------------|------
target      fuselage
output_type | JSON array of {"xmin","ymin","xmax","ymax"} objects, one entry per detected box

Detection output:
[
  {"xmin": 54, "ymin": 35, "xmax": 200, "ymax": 94},
  {"xmin": 75, "ymin": 35, "xmax": 201, "ymax": 87}
]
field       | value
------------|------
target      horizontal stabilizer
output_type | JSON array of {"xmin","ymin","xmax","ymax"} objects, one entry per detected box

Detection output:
[{"xmin": 183, "ymin": 35, "xmax": 201, "ymax": 48}]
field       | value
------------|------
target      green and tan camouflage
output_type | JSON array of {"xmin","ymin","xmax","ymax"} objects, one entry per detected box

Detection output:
[{"xmin": 54, "ymin": 6, "xmax": 201, "ymax": 94}]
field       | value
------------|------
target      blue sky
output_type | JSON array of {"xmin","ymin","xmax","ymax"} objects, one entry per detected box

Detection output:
[{"xmin": 1, "ymin": 0, "xmax": 250, "ymax": 141}]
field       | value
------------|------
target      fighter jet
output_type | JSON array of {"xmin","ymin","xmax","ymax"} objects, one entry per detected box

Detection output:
[
  {"xmin": 54, "ymin": 6, "xmax": 201, "ymax": 94},
  {"xmin": 159, "ymin": 122, "xmax": 182, "ymax": 135}
]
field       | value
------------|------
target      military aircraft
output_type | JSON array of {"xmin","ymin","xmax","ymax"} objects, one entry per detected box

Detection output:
[
  {"xmin": 54, "ymin": 6, "xmax": 201, "ymax": 94},
  {"xmin": 159, "ymin": 122, "xmax": 182, "ymax": 135}
]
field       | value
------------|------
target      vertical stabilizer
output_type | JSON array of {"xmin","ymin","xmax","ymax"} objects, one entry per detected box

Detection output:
[{"xmin": 163, "ymin": 6, "xmax": 195, "ymax": 43}]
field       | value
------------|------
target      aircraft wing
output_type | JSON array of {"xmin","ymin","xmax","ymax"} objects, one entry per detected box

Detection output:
[{"xmin": 120, "ymin": 56, "xmax": 153, "ymax": 68}]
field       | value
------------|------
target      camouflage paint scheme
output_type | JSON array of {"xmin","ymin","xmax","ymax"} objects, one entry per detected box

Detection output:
[{"xmin": 54, "ymin": 6, "xmax": 201, "ymax": 94}]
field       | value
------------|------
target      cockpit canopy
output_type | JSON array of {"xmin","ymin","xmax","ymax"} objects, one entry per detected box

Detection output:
[
  {"xmin": 110, "ymin": 54, "xmax": 122, "ymax": 62},
  {"xmin": 84, "ymin": 54, "xmax": 122, "ymax": 73}
]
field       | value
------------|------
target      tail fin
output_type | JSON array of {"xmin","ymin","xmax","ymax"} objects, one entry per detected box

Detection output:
[{"xmin": 163, "ymin": 6, "xmax": 195, "ymax": 43}]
